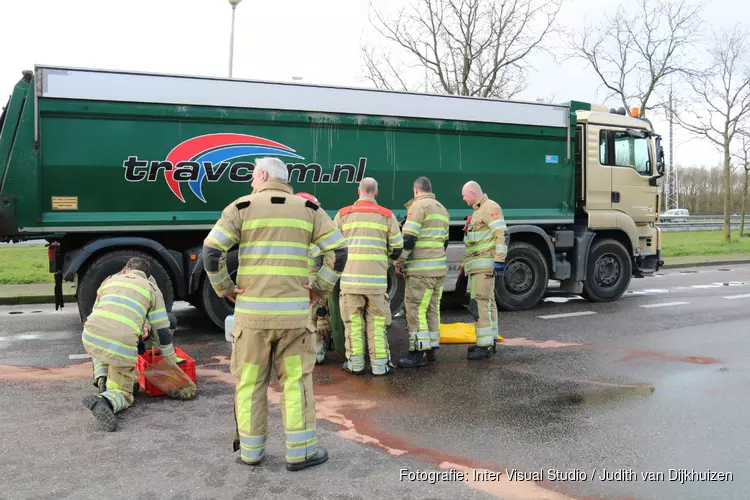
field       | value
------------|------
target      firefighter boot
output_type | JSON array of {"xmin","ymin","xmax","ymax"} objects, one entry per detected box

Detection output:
[
  {"xmin": 467, "ymin": 343, "xmax": 496, "ymax": 361},
  {"xmin": 398, "ymin": 350, "xmax": 427, "ymax": 368},
  {"xmin": 286, "ymin": 447, "xmax": 329, "ymax": 472},
  {"xmin": 82, "ymin": 395, "xmax": 118, "ymax": 432},
  {"xmin": 426, "ymin": 348, "xmax": 438, "ymax": 362}
]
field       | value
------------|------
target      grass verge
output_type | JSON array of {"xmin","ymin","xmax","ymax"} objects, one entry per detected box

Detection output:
[
  {"xmin": 0, "ymin": 246, "xmax": 53, "ymax": 285},
  {"xmin": 661, "ymin": 230, "xmax": 750, "ymax": 257}
]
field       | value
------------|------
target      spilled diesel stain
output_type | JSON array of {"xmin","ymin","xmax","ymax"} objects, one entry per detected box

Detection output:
[
  {"xmin": 0, "ymin": 362, "xmax": 91, "ymax": 381},
  {"xmin": 502, "ymin": 337, "xmax": 581, "ymax": 349}
]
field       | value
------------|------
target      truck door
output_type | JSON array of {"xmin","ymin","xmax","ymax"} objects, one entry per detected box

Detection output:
[
  {"xmin": 601, "ymin": 129, "xmax": 655, "ymax": 223},
  {"xmin": 585, "ymin": 125, "xmax": 612, "ymax": 211}
]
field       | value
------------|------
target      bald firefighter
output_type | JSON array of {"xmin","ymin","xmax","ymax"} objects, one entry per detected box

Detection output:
[
  {"xmin": 203, "ymin": 157, "xmax": 347, "ymax": 470},
  {"xmin": 461, "ymin": 181, "xmax": 508, "ymax": 360},
  {"xmin": 81, "ymin": 257, "xmax": 193, "ymax": 432},
  {"xmin": 333, "ymin": 178, "xmax": 403, "ymax": 375},
  {"xmin": 296, "ymin": 192, "xmax": 332, "ymax": 364},
  {"xmin": 396, "ymin": 177, "xmax": 450, "ymax": 367}
]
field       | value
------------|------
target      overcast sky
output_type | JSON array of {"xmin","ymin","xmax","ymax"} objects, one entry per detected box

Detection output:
[{"xmin": 1, "ymin": 0, "xmax": 745, "ymax": 169}]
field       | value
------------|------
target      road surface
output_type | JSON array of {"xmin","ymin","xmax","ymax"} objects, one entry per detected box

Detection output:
[{"xmin": 1, "ymin": 264, "xmax": 748, "ymax": 500}]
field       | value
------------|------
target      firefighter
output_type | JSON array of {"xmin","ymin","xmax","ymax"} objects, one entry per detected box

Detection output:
[
  {"xmin": 460, "ymin": 181, "xmax": 507, "ymax": 360},
  {"xmin": 295, "ymin": 192, "xmax": 331, "ymax": 364},
  {"xmin": 203, "ymin": 157, "xmax": 347, "ymax": 471},
  {"xmin": 333, "ymin": 177, "xmax": 403, "ymax": 375},
  {"xmin": 396, "ymin": 177, "xmax": 450, "ymax": 367},
  {"xmin": 81, "ymin": 257, "xmax": 193, "ymax": 432}
]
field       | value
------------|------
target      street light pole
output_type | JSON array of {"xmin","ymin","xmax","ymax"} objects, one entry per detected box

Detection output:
[{"xmin": 228, "ymin": 0, "xmax": 242, "ymax": 78}]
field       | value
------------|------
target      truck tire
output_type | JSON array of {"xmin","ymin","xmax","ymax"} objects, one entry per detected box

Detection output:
[
  {"xmin": 582, "ymin": 239, "xmax": 632, "ymax": 302},
  {"xmin": 201, "ymin": 250, "xmax": 238, "ymax": 330},
  {"xmin": 387, "ymin": 264, "xmax": 406, "ymax": 318},
  {"xmin": 495, "ymin": 241, "xmax": 549, "ymax": 311},
  {"xmin": 77, "ymin": 250, "xmax": 174, "ymax": 324}
]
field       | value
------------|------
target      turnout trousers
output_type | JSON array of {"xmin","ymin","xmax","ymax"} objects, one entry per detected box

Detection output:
[
  {"xmin": 91, "ymin": 356, "xmax": 136, "ymax": 414},
  {"xmin": 230, "ymin": 327, "xmax": 318, "ymax": 466},
  {"xmin": 339, "ymin": 293, "xmax": 392, "ymax": 374},
  {"xmin": 404, "ymin": 275, "xmax": 445, "ymax": 352},
  {"xmin": 468, "ymin": 272, "xmax": 498, "ymax": 347}
]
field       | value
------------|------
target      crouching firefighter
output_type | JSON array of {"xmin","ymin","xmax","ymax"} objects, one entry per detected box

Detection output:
[
  {"xmin": 82, "ymin": 257, "xmax": 196, "ymax": 432},
  {"xmin": 297, "ymin": 192, "xmax": 332, "ymax": 364}
]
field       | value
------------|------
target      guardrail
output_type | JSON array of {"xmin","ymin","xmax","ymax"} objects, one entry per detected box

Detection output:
[{"xmin": 657, "ymin": 216, "xmax": 747, "ymax": 232}]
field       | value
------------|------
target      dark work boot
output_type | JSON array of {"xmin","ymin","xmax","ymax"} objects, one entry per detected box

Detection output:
[
  {"xmin": 286, "ymin": 447, "xmax": 329, "ymax": 471},
  {"xmin": 95, "ymin": 376, "xmax": 107, "ymax": 394},
  {"xmin": 398, "ymin": 350, "xmax": 427, "ymax": 368},
  {"xmin": 467, "ymin": 343, "xmax": 496, "ymax": 361},
  {"xmin": 82, "ymin": 395, "xmax": 118, "ymax": 432},
  {"xmin": 426, "ymin": 348, "xmax": 438, "ymax": 363}
]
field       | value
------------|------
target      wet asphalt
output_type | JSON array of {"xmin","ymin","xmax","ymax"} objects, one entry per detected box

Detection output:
[{"xmin": 1, "ymin": 264, "xmax": 749, "ymax": 500}]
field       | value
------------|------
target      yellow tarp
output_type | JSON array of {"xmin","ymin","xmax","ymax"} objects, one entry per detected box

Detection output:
[{"xmin": 439, "ymin": 323, "xmax": 504, "ymax": 344}]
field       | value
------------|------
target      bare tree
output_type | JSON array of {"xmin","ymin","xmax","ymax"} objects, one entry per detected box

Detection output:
[
  {"xmin": 570, "ymin": 0, "xmax": 703, "ymax": 116},
  {"xmin": 734, "ymin": 132, "xmax": 750, "ymax": 236},
  {"xmin": 675, "ymin": 25, "xmax": 750, "ymax": 242},
  {"xmin": 361, "ymin": 0, "xmax": 562, "ymax": 99}
]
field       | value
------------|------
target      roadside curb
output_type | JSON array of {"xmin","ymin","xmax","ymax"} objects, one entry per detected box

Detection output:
[
  {"xmin": 0, "ymin": 294, "xmax": 75, "ymax": 306},
  {"xmin": 662, "ymin": 259, "xmax": 750, "ymax": 270}
]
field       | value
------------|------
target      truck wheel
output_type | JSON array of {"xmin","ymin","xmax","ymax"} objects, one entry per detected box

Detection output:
[
  {"xmin": 77, "ymin": 250, "xmax": 174, "ymax": 324},
  {"xmin": 495, "ymin": 242, "xmax": 549, "ymax": 311},
  {"xmin": 582, "ymin": 239, "xmax": 632, "ymax": 302},
  {"xmin": 201, "ymin": 250, "xmax": 238, "ymax": 330},
  {"xmin": 387, "ymin": 264, "xmax": 406, "ymax": 318}
]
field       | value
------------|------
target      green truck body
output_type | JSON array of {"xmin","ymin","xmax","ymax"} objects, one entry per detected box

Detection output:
[{"xmin": 0, "ymin": 66, "xmax": 665, "ymax": 329}]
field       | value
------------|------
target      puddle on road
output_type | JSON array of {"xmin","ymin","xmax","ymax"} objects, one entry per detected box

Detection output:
[{"xmin": 559, "ymin": 384, "xmax": 655, "ymax": 406}]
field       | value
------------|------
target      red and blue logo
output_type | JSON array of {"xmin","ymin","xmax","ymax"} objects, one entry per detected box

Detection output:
[{"xmin": 163, "ymin": 133, "xmax": 303, "ymax": 202}]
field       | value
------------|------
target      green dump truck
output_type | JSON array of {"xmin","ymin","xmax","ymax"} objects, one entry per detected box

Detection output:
[{"xmin": 0, "ymin": 66, "xmax": 665, "ymax": 329}]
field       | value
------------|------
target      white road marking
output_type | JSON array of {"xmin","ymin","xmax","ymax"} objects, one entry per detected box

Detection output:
[
  {"xmin": 642, "ymin": 289, "xmax": 671, "ymax": 293},
  {"xmin": 626, "ymin": 291, "xmax": 649, "ymax": 295},
  {"xmin": 723, "ymin": 293, "xmax": 750, "ymax": 300},
  {"xmin": 640, "ymin": 301, "xmax": 690, "ymax": 309},
  {"xmin": 543, "ymin": 296, "xmax": 584, "ymax": 303},
  {"xmin": 69, "ymin": 353, "xmax": 92, "ymax": 360},
  {"xmin": 692, "ymin": 284, "xmax": 722, "ymax": 289},
  {"xmin": 538, "ymin": 311, "xmax": 597, "ymax": 319}
]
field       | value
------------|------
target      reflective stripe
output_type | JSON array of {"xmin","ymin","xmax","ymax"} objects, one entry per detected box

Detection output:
[
  {"xmin": 98, "ymin": 297, "xmax": 146, "ymax": 323},
  {"xmin": 370, "ymin": 358, "xmax": 389, "ymax": 366},
  {"xmin": 101, "ymin": 391, "xmax": 126, "ymax": 413},
  {"xmin": 342, "ymin": 222, "xmax": 387, "ymax": 232},
  {"xmin": 83, "ymin": 330, "xmax": 137, "ymax": 360},
  {"xmin": 464, "ymin": 258, "xmax": 494, "ymax": 273},
  {"xmin": 242, "ymin": 218, "xmax": 313, "ymax": 232},
  {"xmin": 317, "ymin": 266, "xmax": 340, "ymax": 285},
  {"xmin": 496, "ymin": 245, "xmax": 508, "ymax": 254},
  {"xmin": 240, "ymin": 445, "xmax": 265, "ymax": 462},
  {"xmin": 283, "ymin": 355, "xmax": 304, "ymax": 430},
  {"xmin": 90, "ymin": 309, "xmax": 141, "ymax": 334},
  {"xmin": 349, "ymin": 313, "xmax": 364, "ymax": 357},
  {"xmin": 401, "ymin": 248, "xmax": 412, "ymax": 259},
  {"xmin": 467, "ymin": 241, "xmax": 495, "ymax": 252},
  {"xmin": 489, "ymin": 219, "xmax": 507, "ymax": 230},
  {"xmin": 349, "ymin": 244, "xmax": 387, "ymax": 250},
  {"xmin": 418, "ymin": 289, "xmax": 433, "ymax": 333},
  {"xmin": 237, "ymin": 362, "xmax": 260, "ymax": 438},
  {"xmin": 239, "ymin": 433, "xmax": 267, "ymax": 446},
  {"xmin": 207, "ymin": 226, "xmax": 238, "ymax": 251},
  {"xmin": 235, "ymin": 296, "xmax": 309, "ymax": 315},
  {"xmin": 93, "ymin": 360, "xmax": 108, "ymax": 380},
  {"xmin": 238, "ymin": 266, "xmax": 308, "ymax": 277},
  {"xmin": 239, "ymin": 243, "xmax": 310, "ymax": 259},
  {"xmin": 207, "ymin": 271, "xmax": 231, "ymax": 286},
  {"xmin": 148, "ymin": 309, "xmax": 168, "ymax": 324},
  {"xmin": 405, "ymin": 257, "xmax": 447, "ymax": 271},
  {"xmin": 346, "ymin": 237, "xmax": 386, "ymax": 247},
  {"xmin": 99, "ymin": 294, "xmax": 147, "ymax": 316},
  {"xmin": 373, "ymin": 316, "xmax": 387, "ymax": 360},
  {"xmin": 414, "ymin": 241, "xmax": 444, "ymax": 248},
  {"xmin": 419, "ymin": 229, "xmax": 447, "ymax": 238},
  {"xmin": 346, "ymin": 254, "xmax": 387, "ymax": 261},
  {"xmin": 425, "ymin": 214, "xmax": 449, "ymax": 222},
  {"xmin": 429, "ymin": 331, "xmax": 440, "ymax": 348},
  {"xmin": 310, "ymin": 244, "xmax": 323, "ymax": 258},
  {"xmin": 389, "ymin": 233, "xmax": 403, "ymax": 245},
  {"xmin": 465, "ymin": 231, "xmax": 492, "ymax": 243},
  {"xmin": 412, "ymin": 331, "xmax": 430, "ymax": 351},
  {"xmin": 403, "ymin": 221, "xmax": 422, "ymax": 235},
  {"xmin": 341, "ymin": 274, "xmax": 387, "ymax": 285},
  {"xmin": 160, "ymin": 343, "xmax": 175, "ymax": 357},
  {"xmin": 315, "ymin": 230, "xmax": 345, "ymax": 251},
  {"xmin": 286, "ymin": 429, "xmax": 316, "ymax": 444},
  {"xmin": 100, "ymin": 281, "xmax": 151, "ymax": 301},
  {"xmin": 286, "ymin": 444, "xmax": 318, "ymax": 460}
]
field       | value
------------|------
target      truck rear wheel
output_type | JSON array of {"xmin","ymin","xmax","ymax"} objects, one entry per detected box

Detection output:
[
  {"xmin": 495, "ymin": 241, "xmax": 549, "ymax": 311},
  {"xmin": 387, "ymin": 264, "xmax": 406, "ymax": 319},
  {"xmin": 582, "ymin": 239, "xmax": 632, "ymax": 302},
  {"xmin": 77, "ymin": 250, "xmax": 174, "ymax": 324},
  {"xmin": 201, "ymin": 250, "xmax": 238, "ymax": 330}
]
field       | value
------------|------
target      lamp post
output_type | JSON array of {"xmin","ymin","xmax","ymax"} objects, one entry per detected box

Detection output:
[{"xmin": 228, "ymin": 0, "xmax": 242, "ymax": 78}]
